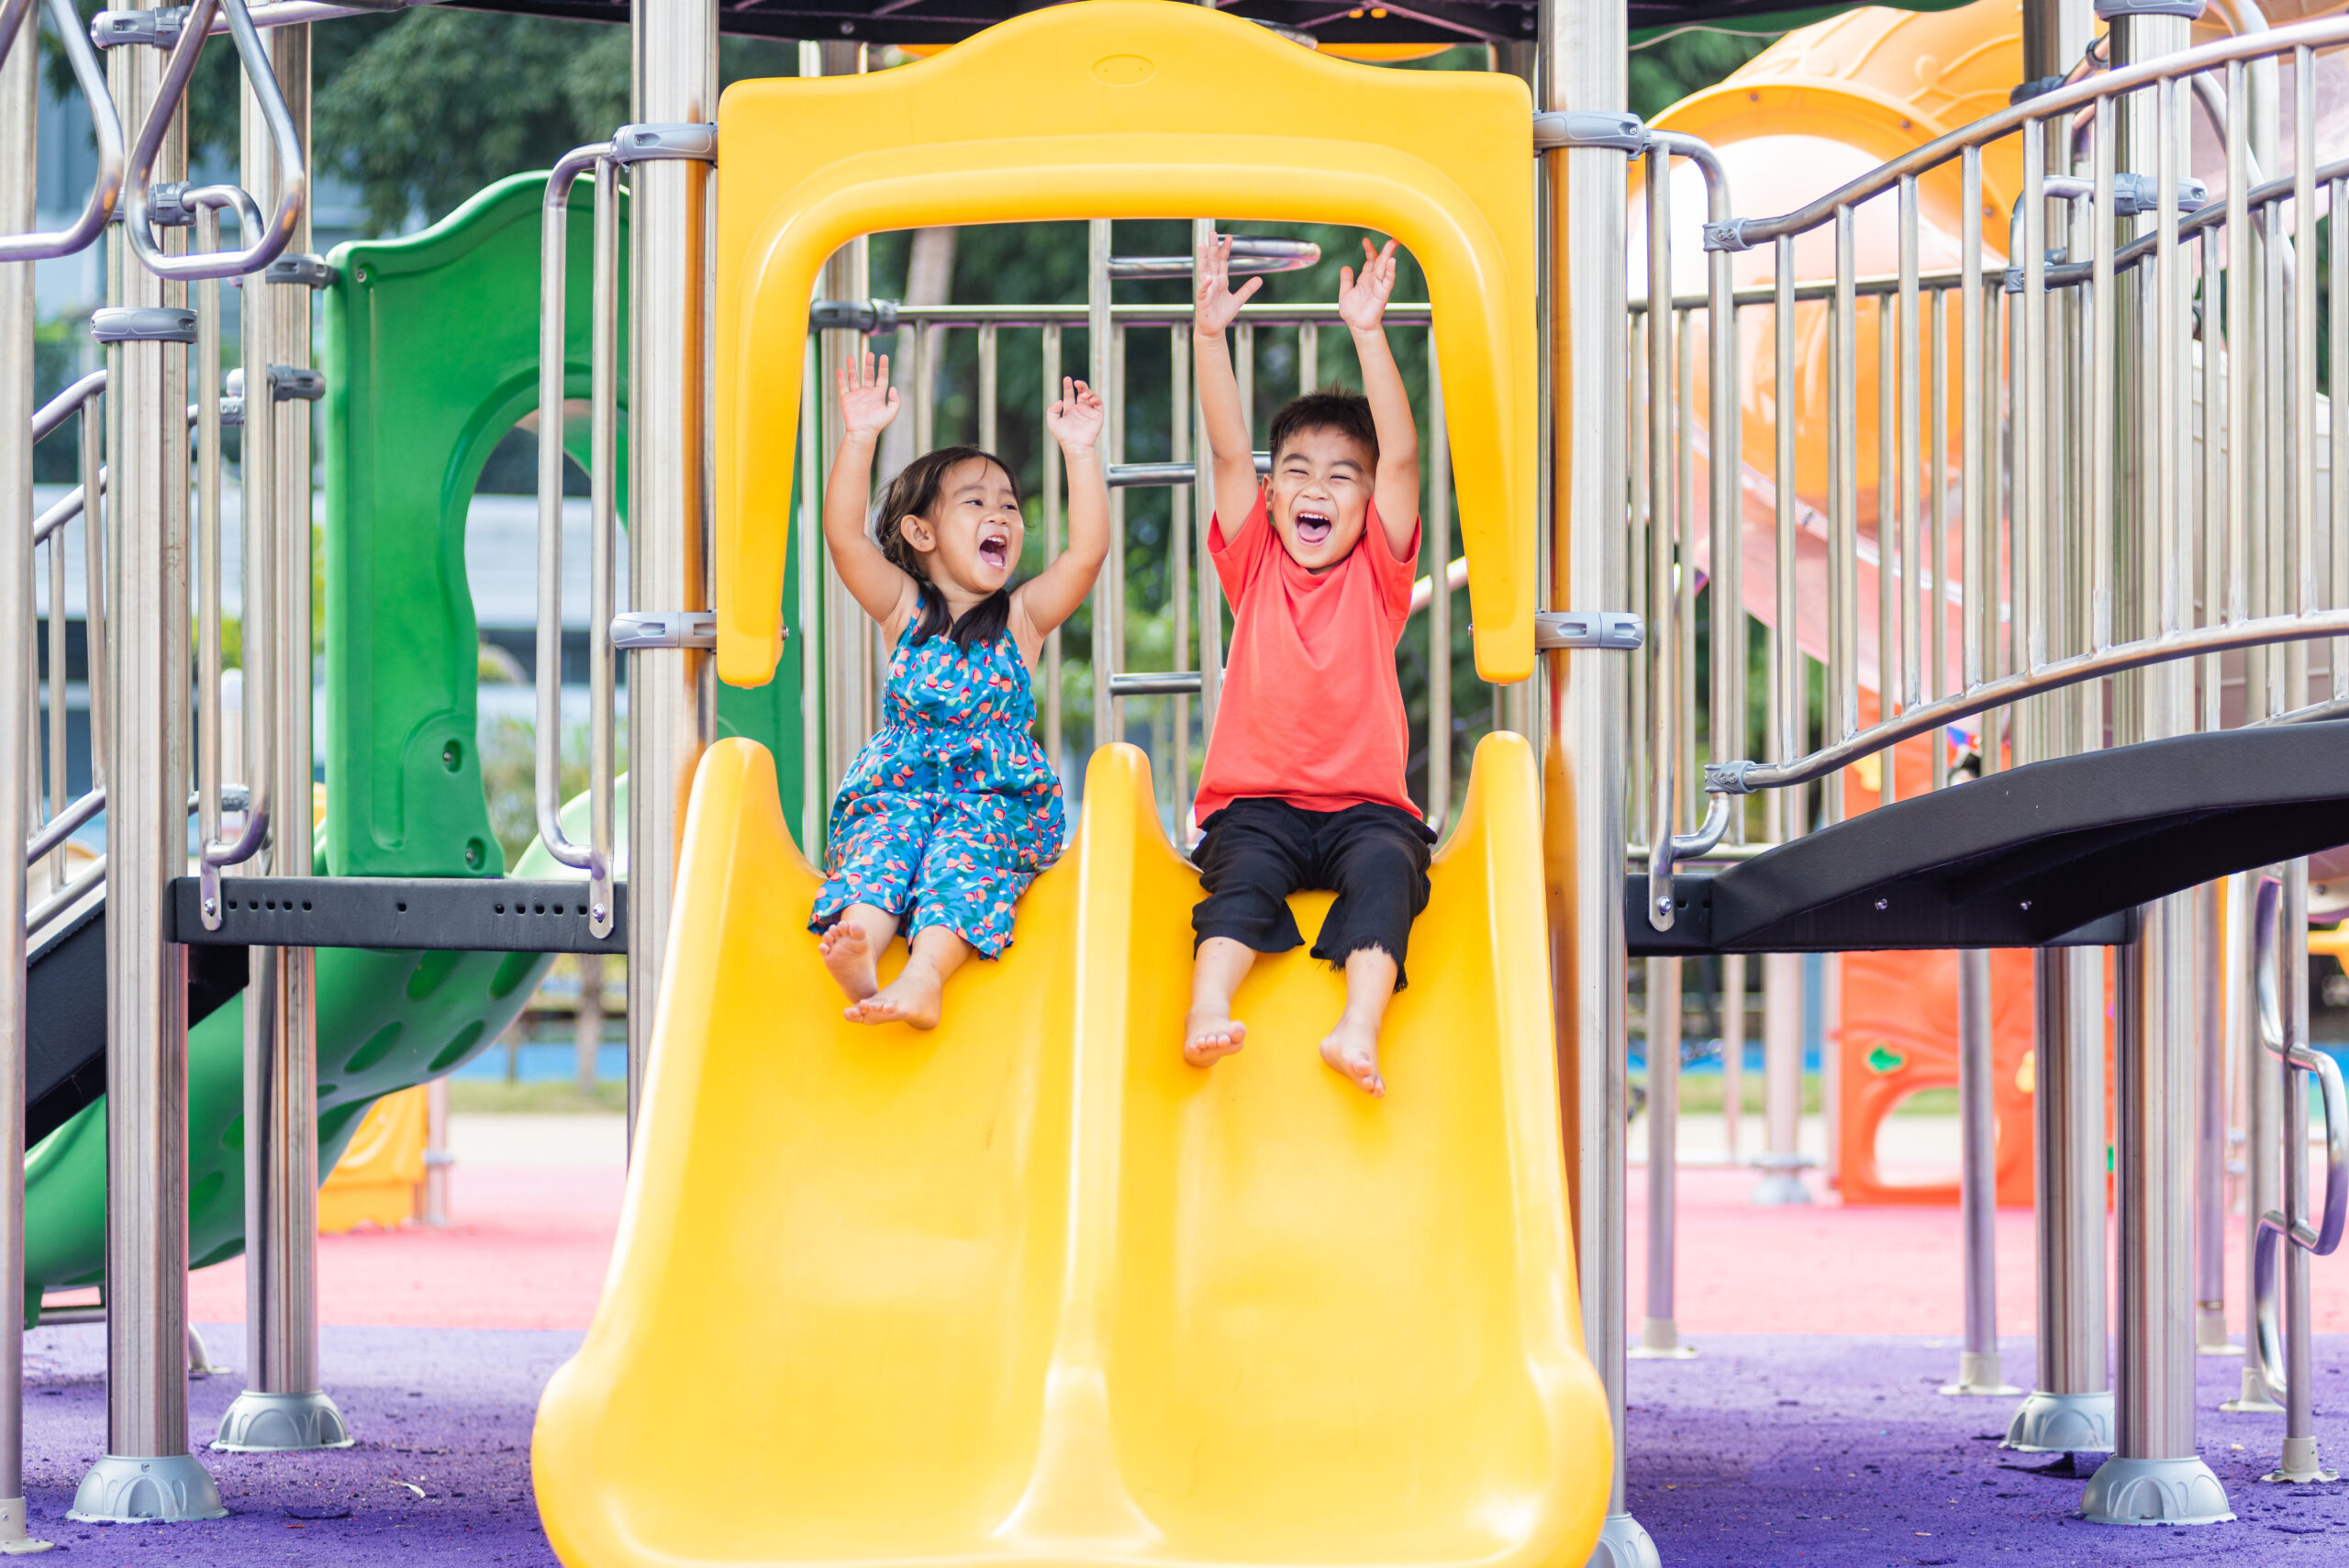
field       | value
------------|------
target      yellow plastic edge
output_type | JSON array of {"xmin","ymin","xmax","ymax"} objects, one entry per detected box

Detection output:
[{"xmin": 714, "ymin": 0, "xmax": 1536, "ymax": 688}]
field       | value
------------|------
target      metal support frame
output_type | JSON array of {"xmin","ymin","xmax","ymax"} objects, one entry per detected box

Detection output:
[
  {"xmin": 211, "ymin": 18, "xmax": 347, "ymax": 1457},
  {"xmin": 1631, "ymin": 956, "xmax": 1694, "ymax": 1359},
  {"xmin": 1539, "ymin": 0, "xmax": 1655, "ymax": 1561},
  {"xmin": 626, "ymin": 0, "xmax": 720, "ymax": 1142},
  {"xmin": 1942, "ymin": 949, "xmax": 2020, "ymax": 1396},
  {"xmin": 1753, "ymin": 951, "xmax": 1812, "ymax": 1205},
  {"xmin": 0, "ymin": 6, "xmax": 54, "ymax": 1551},
  {"xmin": 70, "ymin": 0, "xmax": 222, "ymax": 1519}
]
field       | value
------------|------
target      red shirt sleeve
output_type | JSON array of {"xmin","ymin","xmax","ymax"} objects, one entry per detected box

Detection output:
[
  {"xmin": 1361, "ymin": 499, "xmax": 1423, "ymax": 633},
  {"xmin": 1208, "ymin": 490, "xmax": 1273, "ymax": 608}
]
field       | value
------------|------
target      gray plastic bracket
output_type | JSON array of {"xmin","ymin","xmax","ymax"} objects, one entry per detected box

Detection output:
[
  {"xmin": 2095, "ymin": 0, "xmax": 2205, "ymax": 17},
  {"xmin": 91, "ymin": 306, "xmax": 197, "ymax": 344},
  {"xmin": 266, "ymin": 365, "xmax": 324, "ymax": 403},
  {"xmin": 264, "ymin": 252, "xmax": 336, "ymax": 288},
  {"xmin": 608, "ymin": 122, "xmax": 718, "ymax": 166},
  {"xmin": 1531, "ymin": 109, "xmax": 1651, "ymax": 156},
  {"xmin": 611, "ymin": 610, "xmax": 720, "ymax": 651},
  {"xmin": 1703, "ymin": 219, "xmax": 1752, "ymax": 253},
  {"xmin": 218, "ymin": 395, "xmax": 244, "ymax": 428},
  {"xmin": 148, "ymin": 182, "xmax": 195, "ymax": 228},
  {"xmin": 1533, "ymin": 609, "xmax": 1644, "ymax": 651},
  {"xmin": 1704, "ymin": 760, "xmax": 1760, "ymax": 795},
  {"xmin": 2112, "ymin": 172, "xmax": 2210, "ymax": 216},
  {"xmin": 91, "ymin": 6, "xmax": 189, "ymax": 48},
  {"xmin": 809, "ymin": 298, "xmax": 902, "ymax": 335}
]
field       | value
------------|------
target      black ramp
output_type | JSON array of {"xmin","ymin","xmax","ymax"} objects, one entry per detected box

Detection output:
[{"xmin": 1631, "ymin": 721, "xmax": 2349, "ymax": 956}]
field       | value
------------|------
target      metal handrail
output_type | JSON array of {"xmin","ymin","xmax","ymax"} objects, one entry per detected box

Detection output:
[
  {"xmin": 0, "ymin": 0, "xmax": 124, "ymax": 261},
  {"xmin": 29, "ymin": 371, "xmax": 106, "ymax": 442},
  {"xmin": 534, "ymin": 141, "xmax": 616, "ymax": 940},
  {"xmin": 2250, "ymin": 874, "xmax": 2348, "ymax": 1406},
  {"xmin": 1728, "ymin": 15, "xmax": 2349, "ymax": 250},
  {"xmin": 1705, "ymin": 609, "xmax": 2349, "ymax": 796},
  {"xmin": 115, "ymin": 0, "xmax": 305, "ymax": 281}
]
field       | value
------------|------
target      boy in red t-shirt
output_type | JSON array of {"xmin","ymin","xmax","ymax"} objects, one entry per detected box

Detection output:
[{"xmin": 1181, "ymin": 234, "xmax": 1431, "ymax": 1098}]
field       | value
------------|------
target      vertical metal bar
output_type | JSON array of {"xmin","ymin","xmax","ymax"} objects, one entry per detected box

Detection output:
[
  {"xmin": 1108, "ymin": 324, "xmax": 1127, "ymax": 747},
  {"xmin": 195, "ymin": 208, "xmax": 222, "ymax": 921},
  {"xmin": 2090, "ymin": 106, "xmax": 2117, "ymax": 653},
  {"xmin": 1041, "ymin": 323, "xmax": 1063, "ymax": 773},
  {"xmin": 586, "ymin": 158, "xmax": 618, "ymax": 939},
  {"xmin": 2332, "ymin": 174, "xmax": 2347, "ymax": 700},
  {"xmin": 1720, "ymin": 951, "xmax": 1745, "ymax": 1161},
  {"xmin": 1944, "ymin": 949, "xmax": 2017, "ymax": 1395},
  {"xmin": 1542, "ymin": 0, "xmax": 1646, "ymax": 1547},
  {"xmin": 41, "ymin": 470, "xmax": 64, "ymax": 890},
  {"xmin": 911, "ymin": 320, "xmax": 935, "ymax": 456},
  {"xmin": 2269, "ymin": 862, "xmax": 2328, "ymax": 1479},
  {"xmin": 1235, "ymin": 321, "xmax": 1254, "ymax": 437},
  {"xmin": 0, "ymin": 14, "xmax": 44, "ymax": 1546},
  {"xmin": 629, "ymin": 0, "xmax": 721, "ymax": 1140},
  {"xmin": 1634, "ymin": 957, "xmax": 1693, "ymax": 1358},
  {"xmin": 2196, "ymin": 878, "xmax": 2234, "ymax": 1354},
  {"xmin": 1775, "ymin": 237, "xmax": 1798, "ymax": 762},
  {"xmin": 976, "ymin": 323, "xmax": 997, "ymax": 457},
  {"xmin": 809, "ymin": 43, "xmax": 871, "ymax": 807},
  {"xmin": 1755, "ymin": 950, "xmax": 1811, "ymax": 1204},
  {"xmin": 1087, "ymin": 220, "xmax": 1113, "ymax": 753},
  {"xmin": 2224, "ymin": 866, "xmax": 2282, "ymax": 1411},
  {"xmin": 1628, "ymin": 312, "xmax": 1648, "ymax": 823},
  {"xmin": 80, "ymin": 392, "xmax": 104, "ymax": 789},
  {"xmin": 1297, "ymin": 320, "xmax": 1317, "ymax": 395},
  {"xmin": 74, "ymin": 0, "xmax": 219, "ymax": 1517},
  {"xmin": 1189, "ymin": 219, "xmax": 1220, "ymax": 740},
  {"xmin": 1928, "ymin": 284, "xmax": 1946, "ymax": 737},
  {"xmin": 1876, "ymin": 283, "xmax": 1898, "ymax": 804},
  {"xmin": 1675, "ymin": 307, "xmax": 1696, "ymax": 835},
  {"xmin": 1831, "ymin": 206, "xmax": 1858, "ymax": 760},
  {"xmin": 1962, "ymin": 150, "xmax": 1986, "ymax": 692},
  {"xmin": 2226, "ymin": 61, "xmax": 2249, "ymax": 635},
  {"xmin": 1426, "ymin": 349, "xmax": 1451, "ymax": 833},
  {"xmin": 1169, "ymin": 326, "xmax": 1190, "ymax": 830}
]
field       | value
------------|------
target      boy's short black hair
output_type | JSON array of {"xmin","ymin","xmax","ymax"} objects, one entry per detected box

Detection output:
[{"xmin": 1267, "ymin": 388, "xmax": 1379, "ymax": 468}]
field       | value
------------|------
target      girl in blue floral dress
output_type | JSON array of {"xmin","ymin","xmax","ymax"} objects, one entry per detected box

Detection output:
[{"xmin": 812, "ymin": 351, "xmax": 1108, "ymax": 1029}]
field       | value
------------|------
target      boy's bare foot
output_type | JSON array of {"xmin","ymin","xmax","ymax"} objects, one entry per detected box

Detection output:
[
  {"xmin": 1319, "ymin": 1017, "xmax": 1386, "ymax": 1097},
  {"xmin": 818, "ymin": 920, "xmax": 879, "ymax": 1002},
  {"xmin": 1183, "ymin": 1008, "xmax": 1248, "ymax": 1067},
  {"xmin": 845, "ymin": 962, "xmax": 944, "ymax": 1029}
]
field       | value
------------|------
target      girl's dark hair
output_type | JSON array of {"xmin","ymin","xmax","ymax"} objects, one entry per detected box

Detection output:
[{"xmin": 875, "ymin": 446, "xmax": 1020, "ymax": 647}]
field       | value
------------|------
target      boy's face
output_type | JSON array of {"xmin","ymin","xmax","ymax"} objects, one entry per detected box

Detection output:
[{"xmin": 1264, "ymin": 425, "xmax": 1375, "ymax": 576}]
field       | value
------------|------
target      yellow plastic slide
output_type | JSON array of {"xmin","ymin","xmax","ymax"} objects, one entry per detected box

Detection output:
[{"xmin": 533, "ymin": 734, "xmax": 1610, "ymax": 1568}]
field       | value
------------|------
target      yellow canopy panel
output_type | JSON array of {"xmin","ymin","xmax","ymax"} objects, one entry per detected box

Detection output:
[
  {"xmin": 712, "ymin": 0, "xmax": 1538, "ymax": 686},
  {"xmin": 531, "ymin": 734, "xmax": 1610, "ymax": 1568}
]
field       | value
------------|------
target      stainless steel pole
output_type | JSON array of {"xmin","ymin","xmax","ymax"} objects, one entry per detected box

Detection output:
[
  {"xmin": 2222, "ymin": 866, "xmax": 2283, "ymax": 1411},
  {"xmin": 627, "ymin": 0, "xmax": 720, "ymax": 1141},
  {"xmin": 1943, "ymin": 949, "xmax": 2019, "ymax": 1396},
  {"xmin": 1540, "ymin": 0, "xmax": 1655, "ymax": 1558},
  {"xmin": 0, "ymin": 14, "xmax": 52, "ymax": 1551},
  {"xmin": 2263, "ymin": 859, "xmax": 2335, "ymax": 1484},
  {"xmin": 1754, "ymin": 951, "xmax": 1812, "ymax": 1204},
  {"xmin": 1634, "ymin": 957, "xmax": 1694, "ymax": 1359},
  {"xmin": 71, "ymin": 0, "xmax": 222, "ymax": 1520},
  {"xmin": 2082, "ymin": 8, "xmax": 2232, "ymax": 1526},
  {"xmin": 213, "ymin": 21, "xmax": 347, "ymax": 1456},
  {"xmin": 2195, "ymin": 879, "xmax": 2238, "ymax": 1355}
]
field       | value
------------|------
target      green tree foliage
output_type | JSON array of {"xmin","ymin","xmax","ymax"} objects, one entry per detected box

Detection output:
[{"xmin": 1629, "ymin": 25, "xmax": 1776, "ymax": 121}]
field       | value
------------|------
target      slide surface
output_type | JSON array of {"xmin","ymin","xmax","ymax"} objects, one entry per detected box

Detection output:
[{"xmin": 533, "ymin": 736, "xmax": 1609, "ymax": 1568}]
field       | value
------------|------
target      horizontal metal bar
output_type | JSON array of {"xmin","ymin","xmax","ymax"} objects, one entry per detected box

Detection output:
[
  {"xmin": 168, "ymin": 875, "xmax": 628, "ymax": 953},
  {"xmin": 1534, "ymin": 609, "xmax": 1643, "ymax": 651},
  {"xmin": 28, "ymin": 856, "xmax": 103, "ymax": 937},
  {"xmin": 29, "ymin": 370, "xmax": 106, "ymax": 443},
  {"xmin": 36, "ymin": 1305, "xmax": 104, "ymax": 1326},
  {"xmin": 26, "ymin": 786, "xmax": 105, "ymax": 864},
  {"xmin": 1107, "ymin": 238, "xmax": 1317, "ymax": 280},
  {"xmin": 1108, "ymin": 672, "xmax": 1200, "ymax": 696},
  {"xmin": 880, "ymin": 302, "xmax": 1433, "ymax": 329},
  {"xmin": 1630, "ymin": 268, "xmax": 1994, "ymax": 316},
  {"xmin": 1106, "ymin": 453, "xmax": 1270, "ymax": 489},
  {"xmin": 1714, "ymin": 610, "xmax": 2349, "ymax": 795}
]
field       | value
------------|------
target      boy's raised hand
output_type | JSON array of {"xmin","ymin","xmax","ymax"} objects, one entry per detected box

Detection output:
[
  {"xmin": 838, "ymin": 350, "xmax": 900, "ymax": 439},
  {"xmin": 1194, "ymin": 233, "xmax": 1263, "ymax": 339},
  {"xmin": 1338, "ymin": 237, "xmax": 1400, "ymax": 332},
  {"xmin": 1046, "ymin": 375, "xmax": 1106, "ymax": 454}
]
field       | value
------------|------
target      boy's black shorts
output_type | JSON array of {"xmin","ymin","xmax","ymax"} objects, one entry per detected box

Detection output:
[{"xmin": 1190, "ymin": 797, "xmax": 1436, "ymax": 988}]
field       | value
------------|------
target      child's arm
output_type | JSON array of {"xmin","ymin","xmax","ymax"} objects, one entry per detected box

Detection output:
[
  {"xmin": 1193, "ymin": 235, "xmax": 1265, "ymax": 533},
  {"xmin": 1010, "ymin": 378, "xmax": 1109, "ymax": 656},
  {"xmin": 822, "ymin": 350, "xmax": 922, "ymax": 634},
  {"xmin": 1339, "ymin": 238, "xmax": 1422, "ymax": 560}
]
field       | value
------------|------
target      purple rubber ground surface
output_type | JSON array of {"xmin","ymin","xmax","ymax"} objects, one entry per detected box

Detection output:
[
  {"xmin": 13, "ymin": 1324, "xmax": 2348, "ymax": 1564},
  {"xmin": 1626, "ymin": 1334, "xmax": 2349, "ymax": 1565}
]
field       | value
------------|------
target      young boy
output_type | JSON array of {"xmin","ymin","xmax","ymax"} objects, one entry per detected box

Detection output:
[{"xmin": 1181, "ymin": 234, "xmax": 1431, "ymax": 1098}]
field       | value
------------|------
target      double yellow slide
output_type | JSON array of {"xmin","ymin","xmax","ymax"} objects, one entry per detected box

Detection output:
[{"xmin": 533, "ymin": 734, "xmax": 1611, "ymax": 1568}]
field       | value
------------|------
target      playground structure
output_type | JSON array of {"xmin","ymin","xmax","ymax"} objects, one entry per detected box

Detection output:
[{"xmin": 0, "ymin": 0, "xmax": 2346, "ymax": 1564}]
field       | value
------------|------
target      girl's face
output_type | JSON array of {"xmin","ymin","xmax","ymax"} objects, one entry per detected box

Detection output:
[{"xmin": 899, "ymin": 457, "xmax": 1024, "ymax": 599}]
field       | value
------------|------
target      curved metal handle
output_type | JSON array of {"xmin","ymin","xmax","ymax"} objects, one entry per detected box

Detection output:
[
  {"xmin": 0, "ymin": 0, "xmax": 126, "ymax": 261},
  {"xmin": 118, "ymin": 0, "xmax": 305, "ymax": 281},
  {"xmin": 2291, "ymin": 1041, "xmax": 2348, "ymax": 1256},
  {"xmin": 2254, "ymin": 1216, "xmax": 2289, "ymax": 1403},
  {"xmin": 534, "ymin": 142, "xmax": 618, "ymax": 940}
]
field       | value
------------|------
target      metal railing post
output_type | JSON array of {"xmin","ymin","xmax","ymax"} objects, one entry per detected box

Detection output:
[
  {"xmin": 1539, "ymin": 0, "xmax": 1653, "ymax": 1562},
  {"xmin": 1943, "ymin": 948, "xmax": 2019, "ymax": 1396},
  {"xmin": 628, "ymin": 2, "xmax": 721, "ymax": 1142},
  {"xmin": 0, "ymin": 14, "xmax": 52, "ymax": 1551},
  {"xmin": 70, "ymin": 0, "xmax": 221, "ymax": 1518},
  {"xmin": 1633, "ymin": 956, "xmax": 1694, "ymax": 1360},
  {"xmin": 214, "ymin": 20, "xmax": 346, "ymax": 1454}
]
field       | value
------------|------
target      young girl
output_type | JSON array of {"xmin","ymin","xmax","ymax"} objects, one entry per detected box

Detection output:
[{"xmin": 811, "ymin": 351, "xmax": 1108, "ymax": 1029}]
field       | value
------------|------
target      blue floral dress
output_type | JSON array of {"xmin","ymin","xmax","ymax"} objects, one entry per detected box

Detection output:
[{"xmin": 809, "ymin": 624, "xmax": 1064, "ymax": 958}]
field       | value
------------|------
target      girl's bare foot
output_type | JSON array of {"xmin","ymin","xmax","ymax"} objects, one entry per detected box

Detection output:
[
  {"xmin": 1183, "ymin": 1008, "xmax": 1248, "ymax": 1067},
  {"xmin": 845, "ymin": 962, "xmax": 944, "ymax": 1029},
  {"xmin": 818, "ymin": 921, "xmax": 879, "ymax": 1002},
  {"xmin": 1319, "ymin": 1017, "xmax": 1386, "ymax": 1096}
]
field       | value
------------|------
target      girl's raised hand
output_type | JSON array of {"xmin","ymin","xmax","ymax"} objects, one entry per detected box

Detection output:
[
  {"xmin": 1194, "ymin": 233, "xmax": 1263, "ymax": 339},
  {"xmin": 1337, "ymin": 236, "xmax": 1400, "ymax": 332},
  {"xmin": 1046, "ymin": 376, "xmax": 1106, "ymax": 455},
  {"xmin": 838, "ymin": 350, "xmax": 900, "ymax": 439}
]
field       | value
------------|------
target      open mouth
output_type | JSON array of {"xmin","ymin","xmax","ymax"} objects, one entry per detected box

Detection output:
[
  {"xmin": 978, "ymin": 533, "xmax": 1010, "ymax": 571},
  {"xmin": 1294, "ymin": 510, "xmax": 1333, "ymax": 548}
]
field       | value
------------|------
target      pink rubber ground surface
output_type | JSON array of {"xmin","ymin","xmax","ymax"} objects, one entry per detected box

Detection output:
[{"xmin": 189, "ymin": 1154, "xmax": 2341, "ymax": 1340}]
